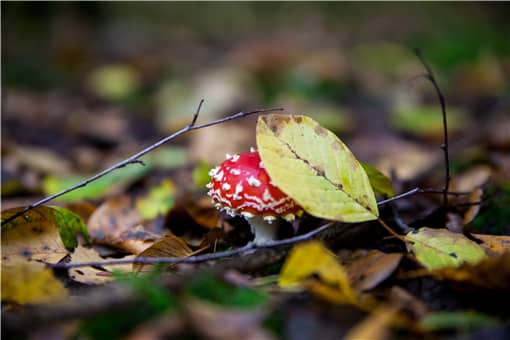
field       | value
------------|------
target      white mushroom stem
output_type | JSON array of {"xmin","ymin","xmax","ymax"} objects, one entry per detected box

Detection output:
[{"xmin": 248, "ymin": 215, "xmax": 279, "ymax": 245}]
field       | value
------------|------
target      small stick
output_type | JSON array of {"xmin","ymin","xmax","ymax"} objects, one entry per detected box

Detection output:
[
  {"xmin": 1, "ymin": 101, "xmax": 283, "ymax": 226},
  {"xmin": 376, "ymin": 187, "xmax": 469, "ymax": 206},
  {"xmin": 414, "ymin": 48, "xmax": 451, "ymax": 215},
  {"xmin": 50, "ymin": 223, "xmax": 334, "ymax": 269}
]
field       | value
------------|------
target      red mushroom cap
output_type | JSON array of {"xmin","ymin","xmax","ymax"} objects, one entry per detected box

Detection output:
[{"xmin": 207, "ymin": 150, "xmax": 302, "ymax": 221}]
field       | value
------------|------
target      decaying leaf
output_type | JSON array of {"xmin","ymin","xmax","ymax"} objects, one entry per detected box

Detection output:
[
  {"xmin": 256, "ymin": 114, "xmax": 378, "ymax": 222},
  {"xmin": 345, "ymin": 250, "xmax": 403, "ymax": 291},
  {"xmin": 463, "ymin": 188, "xmax": 483, "ymax": 225},
  {"xmin": 405, "ymin": 228, "xmax": 487, "ymax": 270},
  {"xmin": 473, "ymin": 233, "xmax": 510, "ymax": 256},
  {"xmin": 420, "ymin": 311, "xmax": 498, "ymax": 331},
  {"xmin": 1, "ymin": 206, "xmax": 77, "ymax": 264},
  {"xmin": 432, "ymin": 252, "xmax": 510, "ymax": 291},
  {"xmin": 134, "ymin": 234, "xmax": 195, "ymax": 272},
  {"xmin": 279, "ymin": 241, "xmax": 358, "ymax": 304},
  {"xmin": 87, "ymin": 196, "xmax": 158, "ymax": 254},
  {"xmin": 361, "ymin": 162, "xmax": 394, "ymax": 198},
  {"xmin": 69, "ymin": 245, "xmax": 114, "ymax": 285},
  {"xmin": 2, "ymin": 260, "xmax": 67, "ymax": 304}
]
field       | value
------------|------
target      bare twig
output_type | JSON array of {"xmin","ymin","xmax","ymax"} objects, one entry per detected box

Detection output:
[
  {"xmin": 376, "ymin": 187, "xmax": 469, "ymax": 206},
  {"xmin": 1, "ymin": 101, "xmax": 283, "ymax": 226},
  {"xmin": 413, "ymin": 48, "xmax": 451, "ymax": 214},
  {"xmin": 50, "ymin": 222, "xmax": 334, "ymax": 269}
]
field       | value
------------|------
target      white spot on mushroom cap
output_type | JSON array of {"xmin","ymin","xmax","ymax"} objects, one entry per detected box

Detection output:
[
  {"xmin": 213, "ymin": 170, "xmax": 224, "ymax": 181},
  {"xmin": 231, "ymin": 154, "xmax": 240, "ymax": 162},
  {"xmin": 259, "ymin": 161, "xmax": 264, "ymax": 168},
  {"xmin": 247, "ymin": 176, "xmax": 261, "ymax": 187},
  {"xmin": 222, "ymin": 183, "xmax": 231, "ymax": 191},
  {"xmin": 208, "ymin": 166, "xmax": 220, "ymax": 177},
  {"xmin": 250, "ymin": 147, "xmax": 257, "ymax": 152},
  {"xmin": 225, "ymin": 153, "xmax": 232, "ymax": 160},
  {"xmin": 230, "ymin": 168, "xmax": 241, "ymax": 175}
]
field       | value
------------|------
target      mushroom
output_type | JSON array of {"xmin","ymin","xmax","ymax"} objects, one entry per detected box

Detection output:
[{"xmin": 207, "ymin": 150, "xmax": 303, "ymax": 244}]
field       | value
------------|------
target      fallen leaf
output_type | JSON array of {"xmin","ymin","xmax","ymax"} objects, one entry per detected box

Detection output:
[
  {"xmin": 473, "ymin": 234, "xmax": 510, "ymax": 255},
  {"xmin": 344, "ymin": 305, "xmax": 400, "ymax": 340},
  {"xmin": 134, "ymin": 234, "xmax": 195, "ymax": 272},
  {"xmin": 279, "ymin": 241, "xmax": 358, "ymax": 304},
  {"xmin": 450, "ymin": 165, "xmax": 492, "ymax": 193},
  {"xmin": 256, "ymin": 114, "xmax": 378, "ymax": 222},
  {"xmin": 432, "ymin": 252, "xmax": 510, "ymax": 291},
  {"xmin": 405, "ymin": 228, "xmax": 487, "ymax": 270},
  {"xmin": 345, "ymin": 250, "xmax": 403, "ymax": 291},
  {"xmin": 1, "ymin": 206, "xmax": 82, "ymax": 264},
  {"xmin": 2, "ymin": 260, "xmax": 67, "ymax": 304},
  {"xmin": 463, "ymin": 188, "xmax": 483, "ymax": 225},
  {"xmin": 420, "ymin": 311, "xmax": 498, "ymax": 331},
  {"xmin": 136, "ymin": 179, "xmax": 176, "ymax": 220},
  {"xmin": 87, "ymin": 196, "xmax": 158, "ymax": 254},
  {"xmin": 361, "ymin": 162, "xmax": 395, "ymax": 198},
  {"xmin": 69, "ymin": 245, "xmax": 114, "ymax": 285}
]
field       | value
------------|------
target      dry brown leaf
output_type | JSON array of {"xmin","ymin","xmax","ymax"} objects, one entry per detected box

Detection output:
[
  {"xmin": 463, "ymin": 188, "xmax": 483, "ymax": 225},
  {"xmin": 473, "ymin": 234, "xmax": 510, "ymax": 256},
  {"xmin": 87, "ymin": 196, "xmax": 158, "ymax": 254},
  {"xmin": 134, "ymin": 234, "xmax": 195, "ymax": 272},
  {"xmin": 69, "ymin": 245, "xmax": 113, "ymax": 285},
  {"xmin": 432, "ymin": 252, "xmax": 510, "ymax": 291},
  {"xmin": 345, "ymin": 250, "xmax": 403, "ymax": 291},
  {"xmin": 450, "ymin": 165, "xmax": 492, "ymax": 193},
  {"xmin": 2, "ymin": 207, "xmax": 69, "ymax": 265}
]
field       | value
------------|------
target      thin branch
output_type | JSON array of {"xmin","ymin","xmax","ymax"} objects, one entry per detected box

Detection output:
[
  {"xmin": 2, "ymin": 103, "xmax": 283, "ymax": 226},
  {"xmin": 50, "ymin": 223, "xmax": 333, "ymax": 269},
  {"xmin": 413, "ymin": 48, "xmax": 451, "ymax": 214}
]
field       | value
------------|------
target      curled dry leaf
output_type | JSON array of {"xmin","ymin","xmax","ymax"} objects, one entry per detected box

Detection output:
[
  {"xmin": 87, "ymin": 196, "xmax": 158, "ymax": 254},
  {"xmin": 472, "ymin": 234, "xmax": 510, "ymax": 256},
  {"xmin": 256, "ymin": 114, "xmax": 378, "ymax": 222},
  {"xmin": 345, "ymin": 250, "xmax": 403, "ymax": 291},
  {"xmin": 450, "ymin": 165, "xmax": 492, "ymax": 193},
  {"xmin": 69, "ymin": 245, "xmax": 114, "ymax": 285},
  {"xmin": 405, "ymin": 228, "xmax": 487, "ymax": 270},
  {"xmin": 134, "ymin": 234, "xmax": 195, "ymax": 272}
]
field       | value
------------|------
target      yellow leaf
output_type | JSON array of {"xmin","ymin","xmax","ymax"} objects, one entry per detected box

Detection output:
[
  {"xmin": 256, "ymin": 114, "xmax": 378, "ymax": 222},
  {"xmin": 136, "ymin": 179, "xmax": 176, "ymax": 220},
  {"xmin": 405, "ymin": 228, "xmax": 487, "ymax": 270},
  {"xmin": 2, "ymin": 260, "xmax": 67, "ymax": 304},
  {"xmin": 69, "ymin": 245, "xmax": 114, "ymax": 285},
  {"xmin": 278, "ymin": 241, "xmax": 357, "ymax": 303}
]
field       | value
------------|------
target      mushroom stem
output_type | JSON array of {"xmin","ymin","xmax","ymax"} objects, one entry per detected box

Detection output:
[{"xmin": 249, "ymin": 216, "xmax": 279, "ymax": 244}]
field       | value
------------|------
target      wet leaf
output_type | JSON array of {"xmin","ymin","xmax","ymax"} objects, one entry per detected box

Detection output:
[
  {"xmin": 279, "ymin": 241, "xmax": 357, "ymax": 303},
  {"xmin": 134, "ymin": 234, "xmax": 194, "ymax": 272},
  {"xmin": 2, "ymin": 206, "xmax": 79, "ymax": 264},
  {"xmin": 256, "ymin": 114, "xmax": 378, "ymax": 222},
  {"xmin": 420, "ymin": 311, "xmax": 498, "ymax": 331},
  {"xmin": 136, "ymin": 179, "xmax": 176, "ymax": 220},
  {"xmin": 2, "ymin": 260, "xmax": 67, "ymax": 304},
  {"xmin": 405, "ymin": 227, "xmax": 487, "ymax": 270},
  {"xmin": 360, "ymin": 162, "xmax": 394, "ymax": 198},
  {"xmin": 87, "ymin": 196, "xmax": 158, "ymax": 254}
]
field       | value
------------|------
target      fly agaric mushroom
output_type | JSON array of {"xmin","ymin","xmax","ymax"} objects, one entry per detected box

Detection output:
[{"xmin": 207, "ymin": 150, "xmax": 302, "ymax": 243}]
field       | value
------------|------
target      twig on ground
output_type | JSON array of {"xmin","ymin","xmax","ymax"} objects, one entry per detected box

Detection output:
[
  {"xmin": 50, "ymin": 222, "xmax": 334, "ymax": 269},
  {"xmin": 414, "ymin": 48, "xmax": 451, "ymax": 215},
  {"xmin": 1, "ymin": 101, "xmax": 283, "ymax": 226}
]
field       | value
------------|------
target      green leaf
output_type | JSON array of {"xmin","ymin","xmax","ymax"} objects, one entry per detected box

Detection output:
[
  {"xmin": 405, "ymin": 227, "xmax": 487, "ymax": 270},
  {"xmin": 52, "ymin": 206, "xmax": 91, "ymax": 248},
  {"xmin": 390, "ymin": 106, "xmax": 464, "ymax": 137},
  {"xmin": 42, "ymin": 164, "xmax": 150, "ymax": 202},
  {"xmin": 361, "ymin": 162, "xmax": 394, "ymax": 198},
  {"xmin": 193, "ymin": 160, "xmax": 214, "ymax": 188},
  {"xmin": 421, "ymin": 311, "xmax": 498, "ymax": 331},
  {"xmin": 135, "ymin": 179, "xmax": 177, "ymax": 220},
  {"xmin": 256, "ymin": 114, "xmax": 378, "ymax": 222}
]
